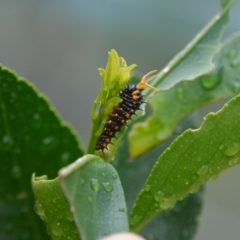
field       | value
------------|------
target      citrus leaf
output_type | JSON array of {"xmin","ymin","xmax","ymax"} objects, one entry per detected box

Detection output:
[
  {"xmin": 129, "ymin": 94, "xmax": 240, "ymax": 232},
  {"xmin": 32, "ymin": 175, "xmax": 79, "ymax": 240},
  {"xmin": 0, "ymin": 65, "xmax": 84, "ymax": 239},
  {"xmin": 129, "ymin": 32, "xmax": 240, "ymax": 158},
  {"xmin": 113, "ymin": 113, "xmax": 204, "ymax": 240},
  {"xmin": 59, "ymin": 154, "xmax": 129, "ymax": 240},
  {"xmin": 146, "ymin": 0, "xmax": 236, "ymax": 92}
]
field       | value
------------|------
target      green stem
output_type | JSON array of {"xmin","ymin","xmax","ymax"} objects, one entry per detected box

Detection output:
[{"xmin": 87, "ymin": 120, "xmax": 98, "ymax": 154}]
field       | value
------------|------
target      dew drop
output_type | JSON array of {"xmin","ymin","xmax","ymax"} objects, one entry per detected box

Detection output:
[
  {"xmin": 160, "ymin": 197, "xmax": 177, "ymax": 210},
  {"xmin": 197, "ymin": 165, "xmax": 209, "ymax": 176},
  {"xmin": 228, "ymin": 157, "xmax": 239, "ymax": 166},
  {"xmin": 119, "ymin": 208, "xmax": 125, "ymax": 212},
  {"xmin": 129, "ymin": 215, "xmax": 142, "ymax": 226},
  {"xmin": 154, "ymin": 191, "xmax": 164, "ymax": 202},
  {"xmin": 61, "ymin": 152, "xmax": 70, "ymax": 162},
  {"xmin": 42, "ymin": 136, "xmax": 54, "ymax": 145},
  {"xmin": 144, "ymin": 184, "xmax": 151, "ymax": 192},
  {"xmin": 102, "ymin": 182, "xmax": 113, "ymax": 192},
  {"xmin": 33, "ymin": 113, "xmax": 40, "ymax": 120},
  {"xmin": 51, "ymin": 222, "xmax": 63, "ymax": 237},
  {"xmin": 11, "ymin": 165, "xmax": 22, "ymax": 179},
  {"xmin": 66, "ymin": 211, "xmax": 74, "ymax": 221},
  {"xmin": 91, "ymin": 178, "xmax": 100, "ymax": 192},
  {"xmin": 34, "ymin": 201, "xmax": 45, "ymax": 220},
  {"xmin": 210, "ymin": 174, "xmax": 218, "ymax": 181},
  {"xmin": 189, "ymin": 185, "xmax": 200, "ymax": 194},
  {"xmin": 111, "ymin": 173, "xmax": 118, "ymax": 179},
  {"xmin": 223, "ymin": 142, "xmax": 240, "ymax": 156},
  {"xmin": 1, "ymin": 135, "xmax": 13, "ymax": 150},
  {"xmin": 200, "ymin": 75, "xmax": 220, "ymax": 89},
  {"xmin": 219, "ymin": 144, "xmax": 224, "ymax": 150},
  {"xmin": 40, "ymin": 136, "xmax": 57, "ymax": 152}
]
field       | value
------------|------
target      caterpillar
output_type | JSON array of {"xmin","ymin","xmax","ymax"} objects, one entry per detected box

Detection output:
[{"xmin": 95, "ymin": 70, "xmax": 158, "ymax": 151}]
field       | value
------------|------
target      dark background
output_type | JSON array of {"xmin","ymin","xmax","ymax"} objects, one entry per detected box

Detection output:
[{"xmin": 1, "ymin": 1, "xmax": 240, "ymax": 239}]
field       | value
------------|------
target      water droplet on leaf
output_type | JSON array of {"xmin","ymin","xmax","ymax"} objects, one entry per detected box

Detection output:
[
  {"xmin": 91, "ymin": 178, "xmax": 100, "ymax": 192},
  {"xmin": 66, "ymin": 211, "xmax": 74, "ymax": 221},
  {"xmin": 129, "ymin": 215, "xmax": 142, "ymax": 226},
  {"xmin": 119, "ymin": 208, "xmax": 125, "ymax": 212},
  {"xmin": 160, "ymin": 197, "xmax": 177, "ymax": 210},
  {"xmin": 102, "ymin": 182, "xmax": 113, "ymax": 192},
  {"xmin": 197, "ymin": 165, "xmax": 209, "ymax": 176},
  {"xmin": 34, "ymin": 201, "xmax": 45, "ymax": 220},
  {"xmin": 61, "ymin": 152, "xmax": 70, "ymax": 162},
  {"xmin": 42, "ymin": 136, "xmax": 54, "ymax": 145},
  {"xmin": 144, "ymin": 184, "xmax": 151, "ymax": 192},
  {"xmin": 111, "ymin": 173, "xmax": 118, "ymax": 179},
  {"xmin": 200, "ymin": 75, "xmax": 220, "ymax": 89},
  {"xmin": 223, "ymin": 142, "xmax": 240, "ymax": 156},
  {"xmin": 51, "ymin": 222, "xmax": 63, "ymax": 237},
  {"xmin": 1, "ymin": 135, "xmax": 13, "ymax": 150},
  {"xmin": 228, "ymin": 157, "xmax": 239, "ymax": 166},
  {"xmin": 154, "ymin": 191, "xmax": 164, "ymax": 201},
  {"xmin": 210, "ymin": 174, "xmax": 218, "ymax": 181}
]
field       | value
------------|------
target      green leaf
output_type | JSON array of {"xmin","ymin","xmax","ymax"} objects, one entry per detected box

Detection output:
[
  {"xmin": 140, "ymin": 187, "xmax": 204, "ymax": 240},
  {"xmin": 32, "ymin": 175, "xmax": 79, "ymax": 240},
  {"xmin": 113, "ymin": 113, "xmax": 203, "ymax": 240},
  {"xmin": 129, "ymin": 32, "xmax": 240, "ymax": 158},
  {"xmin": 129, "ymin": 94, "xmax": 240, "ymax": 232},
  {"xmin": 59, "ymin": 154, "xmax": 129, "ymax": 240},
  {"xmin": 0, "ymin": 65, "xmax": 84, "ymax": 239},
  {"xmin": 146, "ymin": 0, "xmax": 236, "ymax": 92}
]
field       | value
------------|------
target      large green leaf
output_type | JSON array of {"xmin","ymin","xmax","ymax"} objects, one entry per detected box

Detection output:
[
  {"xmin": 113, "ymin": 112, "xmax": 204, "ymax": 240},
  {"xmin": 129, "ymin": 33, "xmax": 240, "ymax": 158},
  {"xmin": 59, "ymin": 154, "xmax": 129, "ymax": 240},
  {"xmin": 130, "ymin": 94, "xmax": 240, "ymax": 232},
  {"xmin": 0, "ymin": 66, "xmax": 84, "ymax": 239},
  {"xmin": 32, "ymin": 175, "xmax": 79, "ymax": 240},
  {"xmin": 146, "ymin": 0, "xmax": 236, "ymax": 92}
]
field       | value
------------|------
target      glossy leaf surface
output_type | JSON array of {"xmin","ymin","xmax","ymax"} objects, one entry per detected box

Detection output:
[
  {"xmin": 59, "ymin": 154, "xmax": 129, "ymax": 240},
  {"xmin": 130, "ymin": 94, "xmax": 240, "ymax": 232},
  {"xmin": 129, "ymin": 33, "xmax": 240, "ymax": 158},
  {"xmin": 0, "ymin": 66, "xmax": 84, "ymax": 239},
  {"xmin": 32, "ymin": 175, "xmax": 79, "ymax": 240},
  {"xmin": 147, "ymin": 0, "xmax": 236, "ymax": 92},
  {"xmin": 114, "ymin": 113, "xmax": 204, "ymax": 240}
]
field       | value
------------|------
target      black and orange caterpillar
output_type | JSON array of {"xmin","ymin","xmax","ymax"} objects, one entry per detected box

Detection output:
[{"xmin": 95, "ymin": 70, "xmax": 158, "ymax": 151}]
